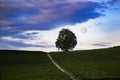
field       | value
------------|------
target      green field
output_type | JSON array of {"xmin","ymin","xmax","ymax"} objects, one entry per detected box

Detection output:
[
  {"xmin": 0, "ymin": 46, "xmax": 120, "ymax": 80},
  {"xmin": 0, "ymin": 50, "xmax": 71, "ymax": 80},
  {"xmin": 51, "ymin": 46, "xmax": 120, "ymax": 80}
]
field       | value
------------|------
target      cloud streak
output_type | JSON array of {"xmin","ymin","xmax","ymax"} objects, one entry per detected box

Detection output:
[{"xmin": 0, "ymin": 0, "xmax": 103, "ymax": 31}]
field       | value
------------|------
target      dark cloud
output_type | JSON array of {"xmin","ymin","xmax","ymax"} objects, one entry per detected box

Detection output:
[
  {"xmin": 0, "ymin": 0, "xmax": 103, "ymax": 32},
  {"xmin": 0, "ymin": 38, "xmax": 54, "ymax": 50},
  {"xmin": 0, "ymin": 38, "xmax": 27, "ymax": 50},
  {"xmin": 92, "ymin": 42, "xmax": 112, "ymax": 47},
  {"xmin": 107, "ymin": 0, "xmax": 119, "ymax": 5},
  {"xmin": 12, "ymin": 31, "xmax": 39, "ymax": 40},
  {"xmin": 0, "ymin": 0, "xmax": 117, "ymax": 37}
]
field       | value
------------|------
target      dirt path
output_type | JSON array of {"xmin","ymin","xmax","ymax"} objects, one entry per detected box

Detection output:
[{"xmin": 47, "ymin": 54, "xmax": 79, "ymax": 80}]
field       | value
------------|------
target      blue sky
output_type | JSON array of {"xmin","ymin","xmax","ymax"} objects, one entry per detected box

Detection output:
[{"xmin": 0, "ymin": 0, "xmax": 120, "ymax": 52}]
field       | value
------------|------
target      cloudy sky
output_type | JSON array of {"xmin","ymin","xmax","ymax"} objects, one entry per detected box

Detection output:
[{"xmin": 0, "ymin": 0, "xmax": 120, "ymax": 52}]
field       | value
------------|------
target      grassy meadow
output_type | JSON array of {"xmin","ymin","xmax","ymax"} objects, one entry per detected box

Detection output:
[
  {"xmin": 0, "ymin": 46, "xmax": 120, "ymax": 80},
  {"xmin": 51, "ymin": 46, "xmax": 120, "ymax": 80},
  {"xmin": 0, "ymin": 50, "xmax": 71, "ymax": 80}
]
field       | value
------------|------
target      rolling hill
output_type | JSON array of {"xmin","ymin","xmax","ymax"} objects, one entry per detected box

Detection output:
[{"xmin": 0, "ymin": 46, "xmax": 120, "ymax": 80}]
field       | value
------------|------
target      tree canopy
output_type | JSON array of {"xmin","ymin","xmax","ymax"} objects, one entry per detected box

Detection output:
[{"xmin": 55, "ymin": 28, "xmax": 77, "ymax": 51}]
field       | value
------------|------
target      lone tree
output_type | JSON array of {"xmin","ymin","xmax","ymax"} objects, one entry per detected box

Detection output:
[{"xmin": 55, "ymin": 28, "xmax": 77, "ymax": 51}]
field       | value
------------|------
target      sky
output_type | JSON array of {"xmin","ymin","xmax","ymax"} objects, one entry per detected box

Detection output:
[{"xmin": 0, "ymin": 0, "xmax": 120, "ymax": 52}]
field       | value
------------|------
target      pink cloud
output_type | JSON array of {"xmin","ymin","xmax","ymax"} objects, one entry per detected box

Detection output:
[
  {"xmin": 36, "ymin": 41, "xmax": 48, "ymax": 45},
  {"xmin": 27, "ymin": 1, "xmax": 92, "ymax": 25},
  {"xmin": 0, "ymin": 20, "xmax": 14, "ymax": 26}
]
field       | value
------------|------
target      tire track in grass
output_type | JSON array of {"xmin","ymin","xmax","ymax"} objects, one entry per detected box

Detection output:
[{"xmin": 47, "ymin": 54, "xmax": 80, "ymax": 80}]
